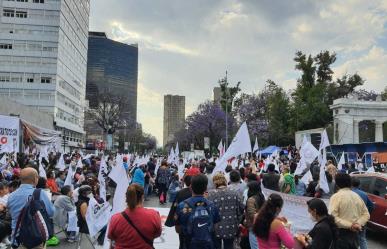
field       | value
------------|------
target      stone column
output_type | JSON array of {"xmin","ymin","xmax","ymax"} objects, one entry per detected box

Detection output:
[
  {"xmin": 353, "ymin": 120, "xmax": 359, "ymax": 144},
  {"xmin": 375, "ymin": 120, "xmax": 383, "ymax": 142}
]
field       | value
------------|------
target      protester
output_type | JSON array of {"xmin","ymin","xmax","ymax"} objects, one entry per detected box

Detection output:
[
  {"xmin": 304, "ymin": 173, "xmax": 319, "ymax": 197},
  {"xmin": 351, "ymin": 177, "xmax": 375, "ymax": 249},
  {"xmin": 75, "ymin": 185, "xmax": 92, "ymax": 235},
  {"xmin": 7, "ymin": 168, "xmax": 55, "ymax": 248},
  {"xmin": 208, "ymin": 173, "xmax": 244, "ymax": 249},
  {"xmin": 165, "ymin": 175, "xmax": 192, "ymax": 249},
  {"xmin": 281, "ymin": 168, "xmax": 296, "ymax": 195},
  {"xmin": 262, "ymin": 164, "xmax": 280, "ymax": 191},
  {"xmin": 132, "ymin": 165, "xmax": 145, "ymax": 187},
  {"xmin": 53, "ymin": 185, "xmax": 76, "ymax": 242},
  {"xmin": 156, "ymin": 161, "xmax": 171, "ymax": 205},
  {"xmin": 168, "ymin": 171, "xmax": 181, "ymax": 203},
  {"xmin": 295, "ymin": 198, "xmax": 337, "ymax": 249},
  {"xmin": 245, "ymin": 181, "xmax": 265, "ymax": 249},
  {"xmin": 55, "ymin": 171, "xmax": 65, "ymax": 190},
  {"xmin": 329, "ymin": 173, "xmax": 370, "ymax": 249},
  {"xmin": 175, "ymin": 174, "xmax": 221, "ymax": 249},
  {"xmin": 228, "ymin": 169, "xmax": 246, "ymax": 198},
  {"xmin": 108, "ymin": 184, "xmax": 162, "ymax": 249},
  {"xmin": 294, "ymin": 175, "xmax": 306, "ymax": 196},
  {"xmin": 46, "ymin": 171, "xmax": 60, "ymax": 195},
  {"xmin": 0, "ymin": 181, "xmax": 9, "ymax": 206},
  {"xmin": 253, "ymin": 193, "xmax": 294, "ymax": 249}
]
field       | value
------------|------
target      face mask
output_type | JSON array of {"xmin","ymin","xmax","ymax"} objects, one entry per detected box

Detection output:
[{"xmin": 87, "ymin": 193, "xmax": 93, "ymax": 199}]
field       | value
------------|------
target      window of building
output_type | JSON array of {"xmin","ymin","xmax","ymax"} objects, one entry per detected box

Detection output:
[
  {"xmin": 0, "ymin": 44, "xmax": 12, "ymax": 49},
  {"xmin": 41, "ymin": 77, "xmax": 51, "ymax": 83},
  {"xmin": 3, "ymin": 9, "xmax": 15, "ymax": 17},
  {"xmin": 15, "ymin": 11, "xmax": 28, "ymax": 18},
  {"xmin": 33, "ymin": 0, "xmax": 44, "ymax": 3},
  {"xmin": 27, "ymin": 78, "xmax": 34, "ymax": 83},
  {"xmin": 0, "ymin": 75, "xmax": 10, "ymax": 82},
  {"xmin": 16, "ymin": 0, "xmax": 29, "ymax": 2}
]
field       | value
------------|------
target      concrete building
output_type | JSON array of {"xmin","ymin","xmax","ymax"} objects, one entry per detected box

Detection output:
[
  {"xmin": 85, "ymin": 31, "xmax": 138, "ymax": 142},
  {"xmin": 163, "ymin": 95, "xmax": 185, "ymax": 146},
  {"xmin": 213, "ymin": 87, "xmax": 221, "ymax": 104},
  {"xmin": 331, "ymin": 96, "xmax": 387, "ymax": 144},
  {"xmin": 0, "ymin": 0, "xmax": 90, "ymax": 150}
]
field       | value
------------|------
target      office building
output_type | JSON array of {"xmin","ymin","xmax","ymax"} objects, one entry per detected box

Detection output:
[
  {"xmin": 85, "ymin": 31, "xmax": 138, "ymax": 143},
  {"xmin": 163, "ymin": 95, "xmax": 185, "ymax": 146},
  {"xmin": 0, "ymin": 0, "xmax": 90, "ymax": 150}
]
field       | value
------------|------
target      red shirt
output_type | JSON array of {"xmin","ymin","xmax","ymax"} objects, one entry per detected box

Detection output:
[
  {"xmin": 108, "ymin": 207, "xmax": 162, "ymax": 249},
  {"xmin": 46, "ymin": 178, "xmax": 58, "ymax": 193},
  {"xmin": 186, "ymin": 167, "xmax": 200, "ymax": 176}
]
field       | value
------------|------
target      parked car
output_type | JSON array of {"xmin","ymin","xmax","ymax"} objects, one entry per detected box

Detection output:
[{"xmin": 351, "ymin": 172, "xmax": 387, "ymax": 234}]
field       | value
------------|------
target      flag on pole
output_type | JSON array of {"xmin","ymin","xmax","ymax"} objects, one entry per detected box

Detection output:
[
  {"xmin": 338, "ymin": 152, "xmax": 345, "ymax": 171},
  {"xmin": 175, "ymin": 142, "xmax": 179, "ymax": 157},
  {"xmin": 38, "ymin": 156, "xmax": 47, "ymax": 179},
  {"xmin": 56, "ymin": 153, "xmax": 66, "ymax": 171},
  {"xmin": 319, "ymin": 129, "xmax": 330, "ymax": 151},
  {"xmin": 217, "ymin": 140, "xmax": 225, "ymax": 158},
  {"xmin": 64, "ymin": 164, "xmax": 73, "ymax": 187},
  {"xmin": 318, "ymin": 149, "xmax": 330, "ymax": 193},
  {"xmin": 213, "ymin": 122, "xmax": 251, "ymax": 173},
  {"xmin": 98, "ymin": 157, "xmax": 107, "ymax": 201},
  {"xmin": 253, "ymin": 137, "xmax": 259, "ymax": 152}
]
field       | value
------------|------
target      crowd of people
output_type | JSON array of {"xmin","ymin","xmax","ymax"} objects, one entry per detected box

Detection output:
[{"xmin": 0, "ymin": 147, "xmax": 377, "ymax": 249}]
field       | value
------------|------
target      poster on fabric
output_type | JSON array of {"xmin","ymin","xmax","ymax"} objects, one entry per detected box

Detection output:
[
  {"xmin": 151, "ymin": 208, "xmax": 180, "ymax": 249},
  {"xmin": 0, "ymin": 115, "xmax": 19, "ymax": 153},
  {"xmin": 86, "ymin": 197, "xmax": 111, "ymax": 237},
  {"xmin": 261, "ymin": 186, "xmax": 329, "ymax": 234}
]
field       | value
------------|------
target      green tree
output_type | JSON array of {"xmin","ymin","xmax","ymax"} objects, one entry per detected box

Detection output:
[
  {"xmin": 382, "ymin": 87, "xmax": 387, "ymax": 101},
  {"xmin": 219, "ymin": 73, "xmax": 241, "ymax": 114}
]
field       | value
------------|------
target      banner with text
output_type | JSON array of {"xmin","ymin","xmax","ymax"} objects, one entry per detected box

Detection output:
[{"xmin": 0, "ymin": 115, "xmax": 19, "ymax": 153}]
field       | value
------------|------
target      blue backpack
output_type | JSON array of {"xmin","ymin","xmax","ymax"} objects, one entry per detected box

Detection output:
[
  {"xmin": 13, "ymin": 189, "xmax": 54, "ymax": 248},
  {"xmin": 184, "ymin": 198, "xmax": 214, "ymax": 247}
]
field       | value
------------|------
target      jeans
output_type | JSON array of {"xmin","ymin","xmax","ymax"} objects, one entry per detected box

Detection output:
[
  {"xmin": 214, "ymin": 237, "xmax": 234, "ymax": 249},
  {"xmin": 358, "ymin": 229, "xmax": 367, "ymax": 249},
  {"xmin": 144, "ymin": 183, "xmax": 149, "ymax": 199},
  {"xmin": 249, "ymin": 229, "xmax": 258, "ymax": 249}
]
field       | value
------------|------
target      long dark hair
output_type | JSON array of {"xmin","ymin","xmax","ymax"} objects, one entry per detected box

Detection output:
[
  {"xmin": 307, "ymin": 198, "xmax": 337, "ymax": 241},
  {"xmin": 247, "ymin": 181, "xmax": 265, "ymax": 209},
  {"xmin": 253, "ymin": 193, "xmax": 283, "ymax": 240}
]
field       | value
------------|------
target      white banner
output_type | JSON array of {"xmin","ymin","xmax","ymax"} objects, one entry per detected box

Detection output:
[
  {"xmin": 0, "ymin": 115, "xmax": 19, "ymax": 153},
  {"xmin": 262, "ymin": 187, "xmax": 329, "ymax": 234},
  {"xmin": 152, "ymin": 208, "xmax": 179, "ymax": 249},
  {"xmin": 86, "ymin": 197, "xmax": 111, "ymax": 237}
]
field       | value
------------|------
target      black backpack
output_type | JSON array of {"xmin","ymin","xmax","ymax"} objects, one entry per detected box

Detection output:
[{"xmin": 13, "ymin": 189, "xmax": 53, "ymax": 248}]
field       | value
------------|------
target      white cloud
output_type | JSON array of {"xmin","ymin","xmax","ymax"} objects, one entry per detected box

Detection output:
[{"xmin": 110, "ymin": 22, "xmax": 199, "ymax": 56}]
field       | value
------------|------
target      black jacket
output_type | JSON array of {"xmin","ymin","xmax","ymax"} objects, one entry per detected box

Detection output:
[
  {"xmin": 307, "ymin": 216, "xmax": 337, "ymax": 249},
  {"xmin": 165, "ymin": 187, "xmax": 192, "ymax": 227}
]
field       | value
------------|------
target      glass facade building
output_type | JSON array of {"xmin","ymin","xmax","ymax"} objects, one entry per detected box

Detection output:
[{"xmin": 86, "ymin": 32, "xmax": 138, "ymax": 122}]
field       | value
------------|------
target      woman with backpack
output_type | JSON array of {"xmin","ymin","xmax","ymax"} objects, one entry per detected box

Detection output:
[
  {"xmin": 208, "ymin": 173, "xmax": 244, "ymax": 249},
  {"xmin": 108, "ymin": 184, "xmax": 162, "ymax": 249},
  {"xmin": 244, "ymin": 181, "xmax": 265, "ymax": 249},
  {"xmin": 295, "ymin": 198, "xmax": 337, "ymax": 249}
]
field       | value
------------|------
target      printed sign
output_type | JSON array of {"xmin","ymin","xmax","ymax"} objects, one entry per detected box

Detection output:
[{"xmin": 0, "ymin": 115, "xmax": 19, "ymax": 153}]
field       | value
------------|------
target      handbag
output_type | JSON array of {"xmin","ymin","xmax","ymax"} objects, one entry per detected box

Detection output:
[{"xmin": 121, "ymin": 212, "xmax": 155, "ymax": 249}]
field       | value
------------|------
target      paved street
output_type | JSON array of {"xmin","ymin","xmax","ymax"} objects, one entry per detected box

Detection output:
[{"xmin": 54, "ymin": 195, "xmax": 387, "ymax": 249}]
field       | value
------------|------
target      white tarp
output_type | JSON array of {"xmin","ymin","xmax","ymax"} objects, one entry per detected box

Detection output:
[{"xmin": 0, "ymin": 115, "xmax": 20, "ymax": 153}]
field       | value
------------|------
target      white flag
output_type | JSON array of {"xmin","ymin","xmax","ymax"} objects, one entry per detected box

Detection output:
[
  {"xmin": 111, "ymin": 165, "xmax": 129, "ymax": 215},
  {"xmin": 214, "ymin": 122, "xmax": 251, "ymax": 173},
  {"xmin": 175, "ymin": 142, "xmax": 180, "ymax": 157},
  {"xmin": 0, "ymin": 154, "xmax": 7, "ymax": 166},
  {"xmin": 253, "ymin": 137, "xmax": 259, "ymax": 152},
  {"xmin": 56, "ymin": 154, "xmax": 66, "ymax": 171},
  {"xmin": 39, "ymin": 156, "xmax": 47, "ymax": 179},
  {"xmin": 294, "ymin": 157, "xmax": 307, "ymax": 175},
  {"xmin": 217, "ymin": 140, "xmax": 225, "ymax": 158},
  {"xmin": 76, "ymin": 158, "xmax": 83, "ymax": 168},
  {"xmin": 367, "ymin": 166, "xmax": 375, "ymax": 173},
  {"xmin": 318, "ymin": 149, "xmax": 330, "ymax": 193},
  {"xmin": 300, "ymin": 141, "xmax": 319, "ymax": 164},
  {"xmin": 301, "ymin": 170, "xmax": 313, "ymax": 186},
  {"xmin": 98, "ymin": 157, "xmax": 107, "ymax": 201},
  {"xmin": 86, "ymin": 197, "xmax": 111, "ymax": 237},
  {"xmin": 338, "ymin": 152, "xmax": 345, "ymax": 171},
  {"xmin": 319, "ymin": 129, "xmax": 330, "ymax": 151},
  {"xmin": 64, "ymin": 165, "xmax": 73, "ymax": 187}
]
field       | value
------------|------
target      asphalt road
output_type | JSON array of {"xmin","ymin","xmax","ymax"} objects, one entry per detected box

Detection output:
[{"xmin": 54, "ymin": 196, "xmax": 387, "ymax": 249}]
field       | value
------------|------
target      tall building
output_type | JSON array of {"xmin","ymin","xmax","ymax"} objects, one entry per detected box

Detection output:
[
  {"xmin": 163, "ymin": 95, "xmax": 185, "ymax": 146},
  {"xmin": 85, "ymin": 32, "xmax": 138, "ymax": 144},
  {"xmin": 213, "ymin": 87, "xmax": 221, "ymax": 104},
  {"xmin": 0, "ymin": 0, "xmax": 90, "ymax": 150},
  {"xmin": 86, "ymin": 32, "xmax": 138, "ymax": 122}
]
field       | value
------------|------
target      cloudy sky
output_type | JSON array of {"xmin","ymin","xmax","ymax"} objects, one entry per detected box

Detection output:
[{"xmin": 89, "ymin": 0, "xmax": 387, "ymax": 145}]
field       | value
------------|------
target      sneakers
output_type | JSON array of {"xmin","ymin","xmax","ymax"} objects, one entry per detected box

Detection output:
[
  {"xmin": 46, "ymin": 236, "xmax": 60, "ymax": 247},
  {"xmin": 0, "ymin": 242, "xmax": 7, "ymax": 249},
  {"xmin": 2, "ymin": 237, "xmax": 10, "ymax": 246}
]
